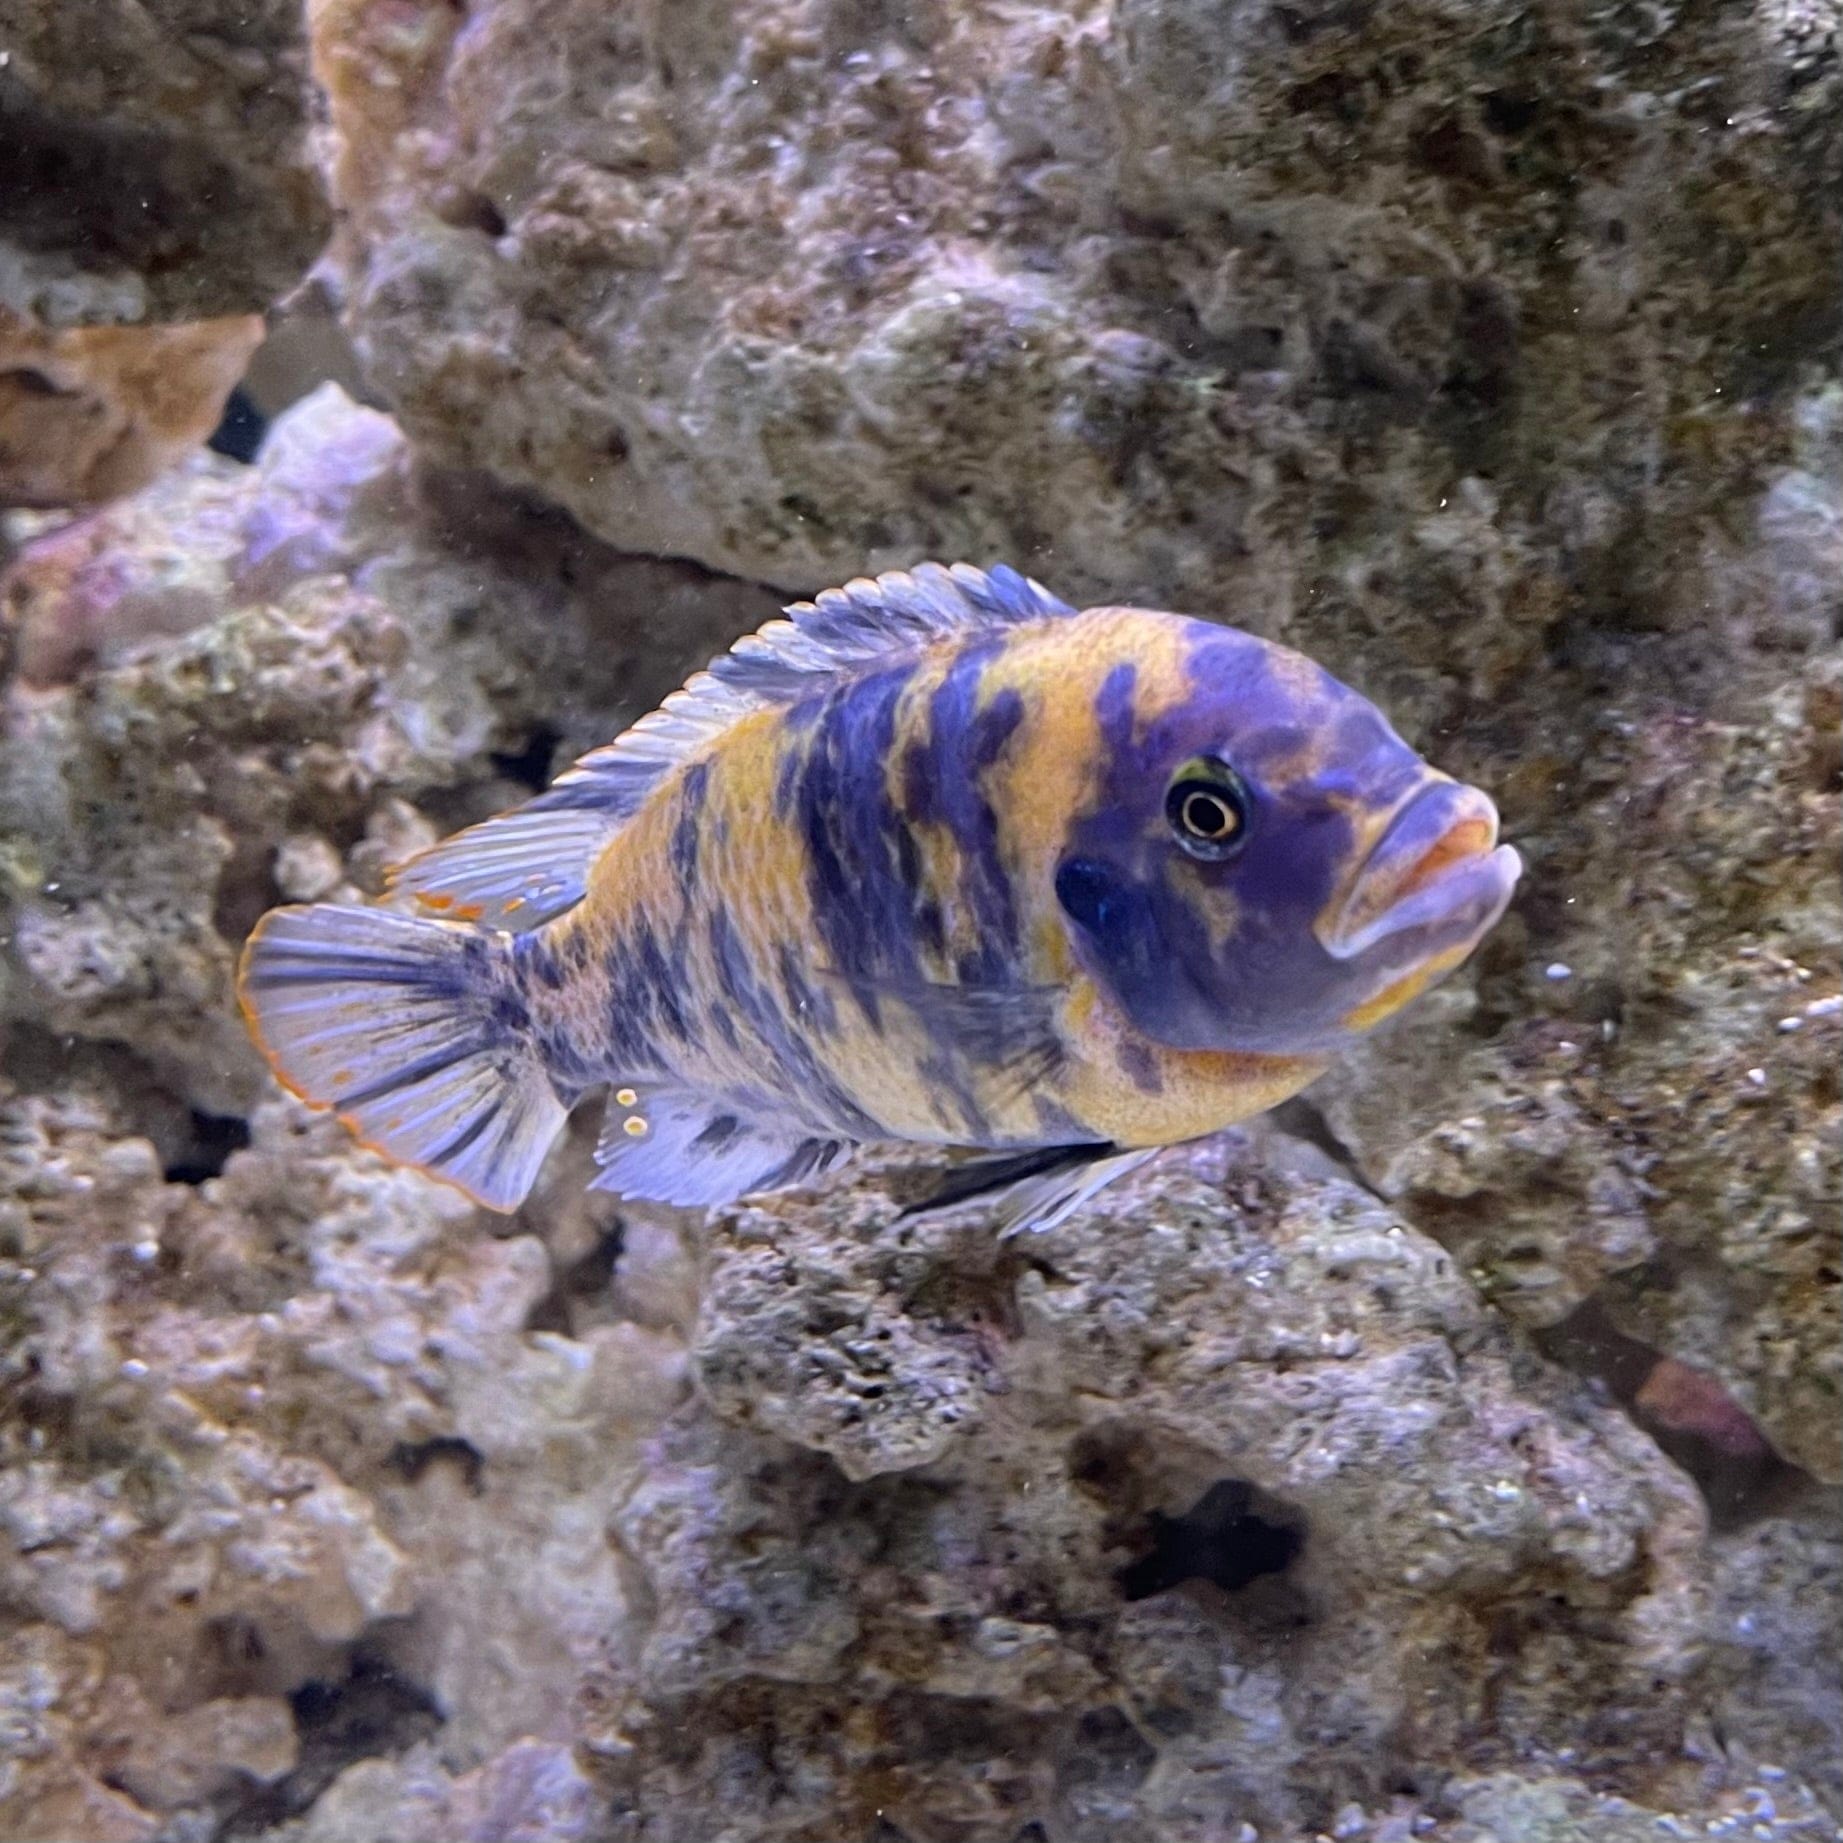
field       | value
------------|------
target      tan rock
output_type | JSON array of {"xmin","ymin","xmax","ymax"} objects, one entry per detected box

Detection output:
[
  {"xmin": 312, "ymin": 0, "xmax": 1837, "ymax": 659},
  {"xmin": 97, "ymin": 1687, "xmax": 299, "ymax": 1811},
  {"xmin": 0, "ymin": 310, "xmax": 264, "ymax": 509},
  {"xmin": 0, "ymin": 385, "xmax": 776, "ymax": 1109},
  {"xmin": 0, "ymin": 1767, "xmax": 159, "ymax": 1843}
]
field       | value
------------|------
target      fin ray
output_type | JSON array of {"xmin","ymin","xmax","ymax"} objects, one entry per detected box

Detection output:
[
  {"xmin": 905, "ymin": 1141, "xmax": 1158, "ymax": 1238},
  {"xmin": 385, "ymin": 807, "xmax": 613, "ymax": 931},
  {"xmin": 590, "ymin": 1086, "xmax": 849, "ymax": 1209},
  {"xmin": 238, "ymin": 904, "xmax": 567, "ymax": 1212}
]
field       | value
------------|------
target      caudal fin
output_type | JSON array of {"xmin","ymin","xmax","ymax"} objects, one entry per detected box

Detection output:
[{"xmin": 236, "ymin": 904, "xmax": 567, "ymax": 1212}]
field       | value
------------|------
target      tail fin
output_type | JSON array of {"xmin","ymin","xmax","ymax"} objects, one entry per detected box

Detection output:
[{"xmin": 237, "ymin": 904, "xmax": 567, "ymax": 1212}]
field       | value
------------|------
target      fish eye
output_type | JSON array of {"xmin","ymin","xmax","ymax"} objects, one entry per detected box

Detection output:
[{"xmin": 1165, "ymin": 756, "xmax": 1251, "ymax": 861}]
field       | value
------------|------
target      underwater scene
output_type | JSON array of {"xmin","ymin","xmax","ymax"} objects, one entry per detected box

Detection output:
[{"xmin": 0, "ymin": 0, "xmax": 1838, "ymax": 1838}]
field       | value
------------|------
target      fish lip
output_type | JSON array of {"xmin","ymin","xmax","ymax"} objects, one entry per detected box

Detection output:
[{"xmin": 1318, "ymin": 782, "xmax": 1521, "ymax": 963}]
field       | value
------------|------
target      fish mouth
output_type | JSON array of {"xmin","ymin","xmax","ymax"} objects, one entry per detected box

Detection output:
[{"xmin": 1318, "ymin": 780, "xmax": 1522, "ymax": 964}]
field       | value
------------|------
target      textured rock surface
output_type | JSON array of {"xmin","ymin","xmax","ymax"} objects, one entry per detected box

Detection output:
[
  {"xmin": 0, "ymin": 310, "xmax": 264, "ymax": 507},
  {"xmin": 640, "ymin": 1138, "xmax": 1838, "ymax": 1840},
  {"xmin": 0, "ymin": 1074, "xmax": 690, "ymax": 1840},
  {"xmin": 6, "ymin": 1051, "xmax": 1836, "ymax": 1838},
  {"xmin": 0, "ymin": 385, "xmax": 776, "ymax": 1114},
  {"xmin": 0, "ymin": 0, "xmax": 328, "ymax": 326},
  {"xmin": 316, "ymin": 0, "xmax": 1838, "ymax": 610},
  {"xmin": 2, "ymin": 0, "xmax": 1839, "ymax": 1831},
  {"xmin": 313, "ymin": 0, "xmax": 1843, "ymax": 1492},
  {"xmin": 0, "ymin": 387, "xmax": 746, "ymax": 1840}
]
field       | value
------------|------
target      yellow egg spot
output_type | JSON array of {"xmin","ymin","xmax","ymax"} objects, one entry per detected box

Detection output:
[
  {"xmin": 615, "ymin": 1087, "xmax": 638, "ymax": 1107},
  {"xmin": 624, "ymin": 1115, "xmax": 649, "ymax": 1138}
]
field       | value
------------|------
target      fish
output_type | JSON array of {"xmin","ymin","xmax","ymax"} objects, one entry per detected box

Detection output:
[{"xmin": 237, "ymin": 563, "xmax": 1521, "ymax": 1231}]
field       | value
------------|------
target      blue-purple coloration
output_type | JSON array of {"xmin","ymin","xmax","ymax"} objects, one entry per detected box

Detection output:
[
  {"xmin": 769, "ymin": 643, "xmax": 1044, "ymax": 1107},
  {"xmin": 779, "ymin": 662, "xmax": 920, "ymax": 1018},
  {"xmin": 704, "ymin": 907, "xmax": 882, "ymax": 1138},
  {"xmin": 902, "ymin": 641, "xmax": 1027, "ymax": 985},
  {"xmin": 1052, "ymin": 620, "xmax": 1450, "ymax": 1057},
  {"xmin": 670, "ymin": 760, "xmax": 709, "ymax": 892},
  {"xmin": 236, "ymin": 562, "xmax": 1520, "ymax": 1221}
]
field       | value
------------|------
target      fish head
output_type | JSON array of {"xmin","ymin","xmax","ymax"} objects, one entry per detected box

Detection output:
[{"xmin": 1053, "ymin": 620, "xmax": 1521, "ymax": 1056}]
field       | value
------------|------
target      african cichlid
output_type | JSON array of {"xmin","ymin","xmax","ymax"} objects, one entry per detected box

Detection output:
[{"xmin": 238, "ymin": 564, "xmax": 1521, "ymax": 1229}]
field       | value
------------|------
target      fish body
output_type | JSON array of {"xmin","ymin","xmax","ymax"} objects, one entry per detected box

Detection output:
[{"xmin": 239, "ymin": 565, "xmax": 1520, "ymax": 1222}]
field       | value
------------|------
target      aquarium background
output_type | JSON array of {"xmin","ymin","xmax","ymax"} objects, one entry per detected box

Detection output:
[{"xmin": 0, "ymin": 0, "xmax": 1838, "ymax": 1838}]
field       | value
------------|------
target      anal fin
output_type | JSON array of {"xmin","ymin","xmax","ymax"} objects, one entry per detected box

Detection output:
[{"xmin": 591, "ymin": 1087, "xmax": 849, "ymax": 1210}]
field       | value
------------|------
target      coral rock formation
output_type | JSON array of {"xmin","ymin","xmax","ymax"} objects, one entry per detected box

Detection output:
[
  {"xmin": 0, "ymin": 0, "xmax": 1838, "ymax": 1828},
  {"xmin": 315, "ymin": 0, "xmax": 1837, "ymax": 620},
  {"xmin": 0, "ymin": 386, "xmax": 777, "ymax": 1114}
]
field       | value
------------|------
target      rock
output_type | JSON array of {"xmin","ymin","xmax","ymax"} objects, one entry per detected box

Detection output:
[
  {"xmin": 0, "ymin": 310, "xmax": 265, "ymax": 508},
  {"xmin": 0, "ymin": 1766, "xmax": 160, "ymax": 1843},
  {"xmin": 0, "ymin": 384, "xmax": 777, "ymax": 1112},
  {"xmin": 314, "ymin": 0, "xmax": 1836, "ymax": 631},
  {"xmin": 1441, "ymin": 1770, "xmax": 1843, "ymax": 1842},
  {"xmin": 1703, "ymin": 1492, "xmax": 1843, "ymax": 1815},
  {"xmin": 306, "ymin": 0, "xmax": 1842, "ymax": 1499},
  {"xmin": 103, "ymin": 1691, "xmax": 299, "ymax": 1811},
  {"xmin": 0, "ymin": 0, "xmax": 328, "ymax": 326},
  {"xmin": 1309, "ymin": 625, "xmax": 1843, "ymax": 1483},
  {"xmin": 0, "ymin": 1070, "xmax": 688, "ymax": 1836},
  {"xmin": 275, "ymin": 1739, "xmax": 603, "ymax": 1843},
  {"xmin": 0, "ymin": 387, "xmax": 742, "ymax": 1837},
  {"xmin": 616, "ymin": 1139, "xmax": 1731, "ymax": 1838}
]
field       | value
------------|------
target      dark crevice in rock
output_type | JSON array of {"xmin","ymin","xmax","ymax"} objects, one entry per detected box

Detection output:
[
  {"xmin": 208, "ymin": 386, "xmax": 269, "ymax": 464},
  {"xmin": 1, "ymin": 1027, "xmax": 249, "ymax": 1186},
  {"xmin": 490, "ymin": 721, "xmax": 565, "ymax": 794},
  {"xmin": 0, "ymin": 81, "xmax": 222, "ymax": 271},
  {"xmin": 1118, "ymin": 1479, "xmax": 1306, "ymax": 1602},
  {"xmin": 220, "ymin": 1651, "xmax": 443, "ymax": 1839},
  {"xmin": 386, "ymin": 1434, "xmax": 487, "ymax": 1495},
  {"xmin": 163, "ymin": 1111, "xmax": 252, "ymax": 1186},
  {"xmin": 524, "ymin": 1219, "xmax": 626, "ymax": 1334},
  {"xmin": 1267, "ymin": 1096, "xmax": 1386, "ymax": 1199},
  {"xmin": 1060, "ymin": 1705, "xmax": 1159, "ymax": 1802},
  {"xmin": 1536, "ymin": 1301, "xmax": 1813, "ymax": 1529}
]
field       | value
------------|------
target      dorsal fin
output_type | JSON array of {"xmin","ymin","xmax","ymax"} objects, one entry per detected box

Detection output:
[
  {"xmin": 528, "ymin": 562, "xmax": 1074, "ymax": 811},
  {"xmin": 388, "ymin": 562, "xmax": 1073, "ymax": 929}
]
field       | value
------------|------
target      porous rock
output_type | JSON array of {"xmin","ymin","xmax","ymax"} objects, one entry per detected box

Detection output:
[
  {"xmin": 315, "ymin": 0, "xmax": 1836, "ymax": 631},
  {"xmin": 310, "ymin": 0, "xmax": 1842, "ymax": 1498},
  {"xmin": 0, "ymin": 384, "xmax": 777, "ymax": 1114},
  {"xmin": 0, "ymin": 0, "xmax": 328, "ymax": 326},
  {"xmin": 1309, "ymin": 620, "xmax": 1842, "ymax": 1482},
  {"xmin": 0, "ymin": 1067, "xmax": 688, "ymax": 1840},
  {"xmin": 567, "ymin": 1135, "xmax": 1842, "ymax": 1840}
]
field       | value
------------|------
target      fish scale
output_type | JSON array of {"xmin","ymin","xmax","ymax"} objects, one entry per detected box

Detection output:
[{"xmin": 238, "ymin": 563, "xmax": 1520, "ymax": 1220}]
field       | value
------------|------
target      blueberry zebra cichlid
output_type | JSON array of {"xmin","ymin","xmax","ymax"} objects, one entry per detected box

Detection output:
[{"xmin": 237, "ymin": 564, "xmax": 1521, "ymax": 1229}]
